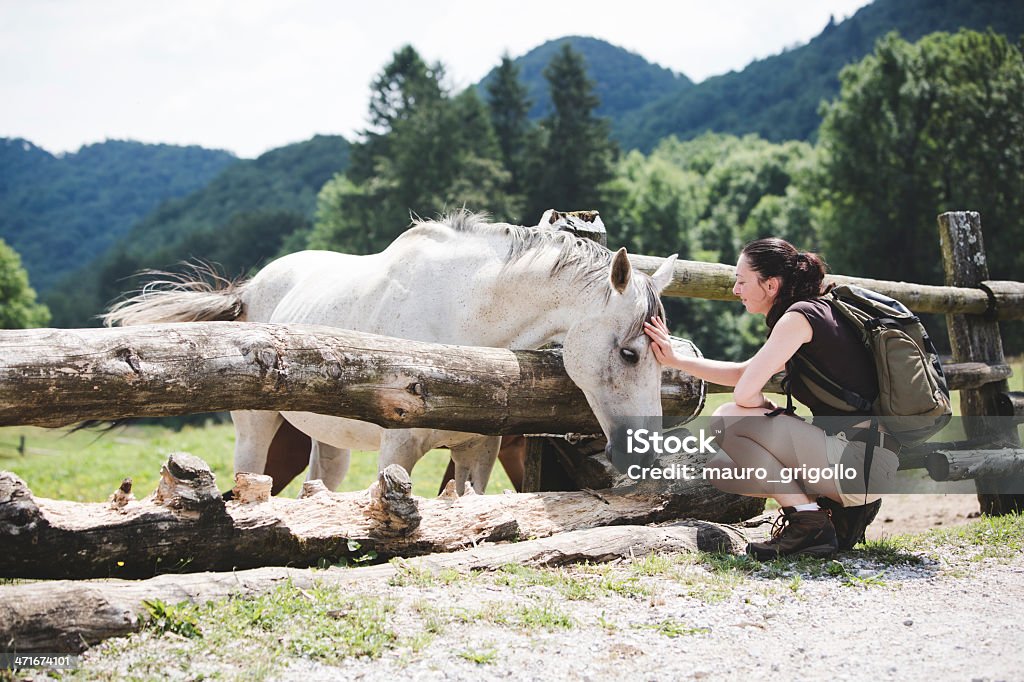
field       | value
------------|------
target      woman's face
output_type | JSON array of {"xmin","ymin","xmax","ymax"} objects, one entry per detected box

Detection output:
[{"xmin": 733, "ymin": 254, "xmax": 778, "ymax": 315}]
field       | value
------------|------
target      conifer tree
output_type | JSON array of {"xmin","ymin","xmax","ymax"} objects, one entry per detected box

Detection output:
[
  {"xmin": 526, "ymin": 44, "xmax": 617, "ymax": 222},
  {"xmin": 486, "ymin": 55, "xmax": 532, "ymax": 196}
]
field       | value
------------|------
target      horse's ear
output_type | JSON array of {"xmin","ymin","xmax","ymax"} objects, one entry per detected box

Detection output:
[
  {"xmin": 651, "ymin": 254, "xmax": 677, "ymax": 294},
  {"xmin": 610, "ymin": 247, "xmax": 631, "ymax": 294}
]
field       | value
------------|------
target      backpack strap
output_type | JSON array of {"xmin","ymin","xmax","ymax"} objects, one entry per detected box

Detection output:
[
  {"xmin": 789, "ymin": 353, "xmax": 874, "ymax": 413},
  {"xmin": 764, "ymin": 374, "xmax": 803, "ymax": 419},
  {"xmin": 861, "ymin": 418, "xmax": 878, "ymax": 506}
]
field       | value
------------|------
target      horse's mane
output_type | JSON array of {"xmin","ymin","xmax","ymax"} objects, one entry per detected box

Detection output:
[{"xmin": 418, "ymin": 210, "xmax": 664, "ymax": 339}]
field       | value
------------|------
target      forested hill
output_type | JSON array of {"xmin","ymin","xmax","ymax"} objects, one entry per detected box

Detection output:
[
  {"xmin": 45, "ymin": 134, "xmax": 350, "ymax": 328},
  {"xmin": 477, "ymin": 36, "xmax": 692, "ymax": 123},
  {"xmin": 617, "ymin": 0, "xmax": 1024, "ymax": 151},
  {"xmin": 0, "ymin": 138, "xmax": 237, "ymax": 291}
]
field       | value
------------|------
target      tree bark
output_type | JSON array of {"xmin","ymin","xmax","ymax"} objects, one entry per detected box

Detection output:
[
  {"xmin": 0, "ymin": 322, "xmax": 703, "ymax": 431},
  {"xmin": 0, "ymin": 518, "xmax": 746, "ymax": 653},
  {"xmin": 0, "ymin": 453, "xmax": 760, "ymax": 580}
]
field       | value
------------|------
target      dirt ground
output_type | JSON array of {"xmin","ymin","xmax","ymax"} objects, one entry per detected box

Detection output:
[{"xmin": 864, "ymin": 493, "xmax": 983, "ymax": 540}]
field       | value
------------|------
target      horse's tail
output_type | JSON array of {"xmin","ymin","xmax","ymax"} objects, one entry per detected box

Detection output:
[{"xmin": 102, "ymin": 262, "xmax": 248, "ymax": 327}]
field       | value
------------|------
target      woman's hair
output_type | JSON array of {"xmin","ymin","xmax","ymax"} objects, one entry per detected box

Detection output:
[{"xmin": 740, "ymin": 237, "xmax": 829, "ymax": 327}]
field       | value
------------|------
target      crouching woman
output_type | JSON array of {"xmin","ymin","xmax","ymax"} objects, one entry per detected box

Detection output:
[{"xmin": 644, "ymin": 238, "xmax": 899, "ymax": 560}]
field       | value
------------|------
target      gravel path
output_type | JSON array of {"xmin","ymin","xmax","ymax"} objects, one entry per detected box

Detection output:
[
  {"xmin": 280, "ymin": 551, "xmax": 1023, "ymax": 681},
  {"xmin": 62, "ymin": 511, "xmax": 1024, "ymax": 682}
]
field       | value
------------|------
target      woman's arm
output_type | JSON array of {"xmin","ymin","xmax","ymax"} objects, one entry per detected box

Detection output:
[
  {"xmin": 644, "ymin": 316, "xmax": 751, "ymax": 386},
  {"xmin": 732, "ymin": 311, "xmax": 812, "ymax": 408}
]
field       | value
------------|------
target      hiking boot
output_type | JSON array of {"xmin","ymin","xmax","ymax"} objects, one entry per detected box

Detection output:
[
  {"xmin": 746, "ymin": 507, "xmax": 839, "ymax": 561},
  {"xmin": 817, "ymin": 497, "xmax": 882, "ymax": 550}
]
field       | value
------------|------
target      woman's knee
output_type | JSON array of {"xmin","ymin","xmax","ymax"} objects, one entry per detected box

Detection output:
[{"xmin": 712, "ymin": 401, "xmax": 767, "ymax": 418}]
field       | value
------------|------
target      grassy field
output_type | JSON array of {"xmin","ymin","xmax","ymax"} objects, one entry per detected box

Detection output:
[
  {"xmin": 1, "ymin": 357, "xmax": 1019, "ymax": 502},
  {"xmin": 0, "ymin": 422, "xmax": 515, "ymax": 502}
]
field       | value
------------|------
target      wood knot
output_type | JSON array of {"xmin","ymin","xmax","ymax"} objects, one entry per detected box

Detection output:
[
  {"xmin": 437, "ymin": 479, "xmax": 459, "ymax": 500},
  {"xmin": 300, "ymin": 479, "xmax": 330, "ymax": 498},
  {"xmin": 116, "ymin": 347, "xmax": 142, "ymax": 374},
  {"xmin": 407, "ymin": 382, "xmax": 424, "ymax": 397},
  {"xmin": 156, "ymin": 453, "xmax": 224, "ymax": 513},
  {"xmin": 231, "ymin": 472, "xmax": 273, "ymax": 504},
  {"xmin": 108, "ymin": 477, "xmax": 135, "ymax": 510},
  {"xmin": 0, "ymin": 472, "xmax": 43, "ymax": 536},
  {"xmin": 367, "ymin": 464, "xmax": 420, "ymax": 536}
]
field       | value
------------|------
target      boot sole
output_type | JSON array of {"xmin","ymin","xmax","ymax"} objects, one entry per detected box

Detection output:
[{"xmin": 746, "ymin": 543, "xmax": 838, "ymax": 561}]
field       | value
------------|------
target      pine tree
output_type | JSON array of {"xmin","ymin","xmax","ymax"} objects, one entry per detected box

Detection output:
[
  {"xmin": 485, "ymin": 55, "xmax": 532, "ymax": 196},
  {"xmin": 526, "ymin": 44, "xmax": 617, "ymax": 222}
]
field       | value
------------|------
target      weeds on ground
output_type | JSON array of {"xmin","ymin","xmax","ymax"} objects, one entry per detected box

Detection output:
[
  {"xmin": 458, "ymin": 644, "xmax": 498, "ymax": 664},
  {"xmin": 634, "ymin": 618, "xmax": 710, "ymax": 638},
  {"xmin": 87, "ymin": 580, "xmax": 403, "ymax": 680}
]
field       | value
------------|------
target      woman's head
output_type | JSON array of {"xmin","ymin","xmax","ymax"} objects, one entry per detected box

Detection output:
[{"xmin": 734, "ymin": 237, "xmax": 828, "ymax": 324}]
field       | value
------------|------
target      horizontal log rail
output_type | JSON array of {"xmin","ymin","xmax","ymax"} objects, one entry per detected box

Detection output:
[
  {"xmin": 997, "ymin": 392, "xmax": 1024, "ymax": 423},
  {"xmin": 706, "ymin": 362, "xmax": 1012, "ymax": 395},
  {"xmin": 629, "ymin": 255, "xmax": 1024, "ymax": 319},
  {"xmin": 925, "ymin": 448, "xmax": 1024, "ymax": 482},
  {"xmin": 0, "ymin": 322, "xmax": 704, "ymax": 432}
]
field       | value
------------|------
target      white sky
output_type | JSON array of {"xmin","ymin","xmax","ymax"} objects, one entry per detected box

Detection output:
[{"xmin": 0, "ymin": 0, "xmax": 872, "ymax": 159}]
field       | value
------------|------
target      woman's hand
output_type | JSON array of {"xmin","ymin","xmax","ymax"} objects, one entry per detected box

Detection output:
[{"xmin": 643, "ymin": 316, "xmax": 679, "ymax": 367}]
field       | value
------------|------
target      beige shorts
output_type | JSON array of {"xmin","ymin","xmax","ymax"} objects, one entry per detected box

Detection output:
[{"xmin": 824, "ymin": 431, "xmax": 900, "ymax": 506}]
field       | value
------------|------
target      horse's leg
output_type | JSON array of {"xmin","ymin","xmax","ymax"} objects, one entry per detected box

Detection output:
[
  {"xmin": 307, "ymin": 441, "xmax": 350, "ymax": 491},
  {"xmin": 231, "ymin": 410, "xmax": 284, "ymax": 478},
  {"xmin": 450, "ymin": 435, "xmax": 501, "ymax": 495},
  {"xmin": 378, "ymin": 429, "xmax": 435, "ymax": 480},
  {"xmin": 264, "ymin": 420, "xmax": 312, "ymax": 495}
]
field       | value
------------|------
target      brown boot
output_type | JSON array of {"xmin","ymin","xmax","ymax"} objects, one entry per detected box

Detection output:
[{"xmin": 747, "ymin": 507, "xmax": 839, "ymax": 561}]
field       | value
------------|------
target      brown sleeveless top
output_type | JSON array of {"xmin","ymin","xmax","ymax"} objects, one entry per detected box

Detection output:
[{"xmin": 775, "ymin": 298, "xmax": 879, "ymax": 427}]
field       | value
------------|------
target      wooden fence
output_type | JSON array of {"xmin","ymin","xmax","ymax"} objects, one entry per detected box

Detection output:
[{"xmin": 623, "ymin": 210, "xmax": 1024, "ymax": 514}]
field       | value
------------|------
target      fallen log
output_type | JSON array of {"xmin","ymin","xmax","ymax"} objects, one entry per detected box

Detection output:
[
  {"xmin": 0, "ymin": 453, "xmax": 761, "ymax": 580},
  {"xmin": 0, "ymin": 518, "xmax": 746, "ymax": 653},
  {"xmin": 0, "ymin": 322, "xmax": 703, "ymax": 431}
]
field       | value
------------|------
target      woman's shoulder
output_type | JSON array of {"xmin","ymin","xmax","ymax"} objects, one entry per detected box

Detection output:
[{"xmin": 785, "ymin": 297, "xmax": 831, "ymax": 318}]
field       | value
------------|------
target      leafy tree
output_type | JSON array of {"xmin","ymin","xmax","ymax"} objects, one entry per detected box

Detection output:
[
  {"xmin": 525, "ymin": 44, "xmax": 617, "ymax": 221},
  {"xmin": 602, "ymin": 133, "xmax": 819, "ymax": 360},
  {"xmin": 817, "ymin": 30, "xmax": 1024, "ymax": 285},
  {"xmin": 311, "ymin": 47, "xmax": 520, "ymax": 254},
  {"xmin": 0, "ymin": 239, "xmax": 50, "ymax": 328}
]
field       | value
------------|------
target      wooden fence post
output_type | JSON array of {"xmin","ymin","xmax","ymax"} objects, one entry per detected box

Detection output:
[{"xmin": 938, "ymin": 211, "xmax": 1024, "ymax": 514}]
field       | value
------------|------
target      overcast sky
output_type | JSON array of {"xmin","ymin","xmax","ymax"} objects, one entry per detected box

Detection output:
[{"xmin": 0, "ymin": 0, "xmax": 872, "ymax": 159}]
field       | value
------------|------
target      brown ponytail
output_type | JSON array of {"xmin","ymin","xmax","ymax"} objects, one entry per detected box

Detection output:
[{"xmin": 740, "ymin": 238, "xmax": 829, "ymax": 327}]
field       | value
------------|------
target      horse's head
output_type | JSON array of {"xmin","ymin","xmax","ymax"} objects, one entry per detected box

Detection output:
[{"xmin": 561, "ymin": 248, "xmax": 677, "ymax": 447}]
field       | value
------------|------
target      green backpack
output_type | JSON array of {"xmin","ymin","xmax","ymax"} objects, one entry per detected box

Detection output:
[{"xmin": 787, "ymin": 284, "xmax": 952, "ymax": 447}]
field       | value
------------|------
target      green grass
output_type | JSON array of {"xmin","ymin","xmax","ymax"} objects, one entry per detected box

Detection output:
[
  {"xmin": 634, "ymin": 618, "xmax": 710, "ymax": 638},
  {"xmin": 899, "ymin": 511, "xmax": 1024, "ymax": 561},
  {"xmin": 85, "ymin": 581, "xmax": 405, "ymax": 680},
  {"xmin": 457, "ymin": 645, "xmax": 498, "ymax": 664},
  {"xmin": 0, "ymin": 422, "xmax": 515, "ymax": 501}
]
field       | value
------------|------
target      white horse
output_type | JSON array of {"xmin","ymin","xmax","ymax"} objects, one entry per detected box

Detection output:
[{"xmin": 104, "ymin": 212, "xmax": 677, "ymax": 494}]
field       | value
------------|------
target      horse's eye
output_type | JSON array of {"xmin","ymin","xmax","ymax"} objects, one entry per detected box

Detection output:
[{"xmin": 620, "ymin": 347, "xmax": 639, "ymax": 365}]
